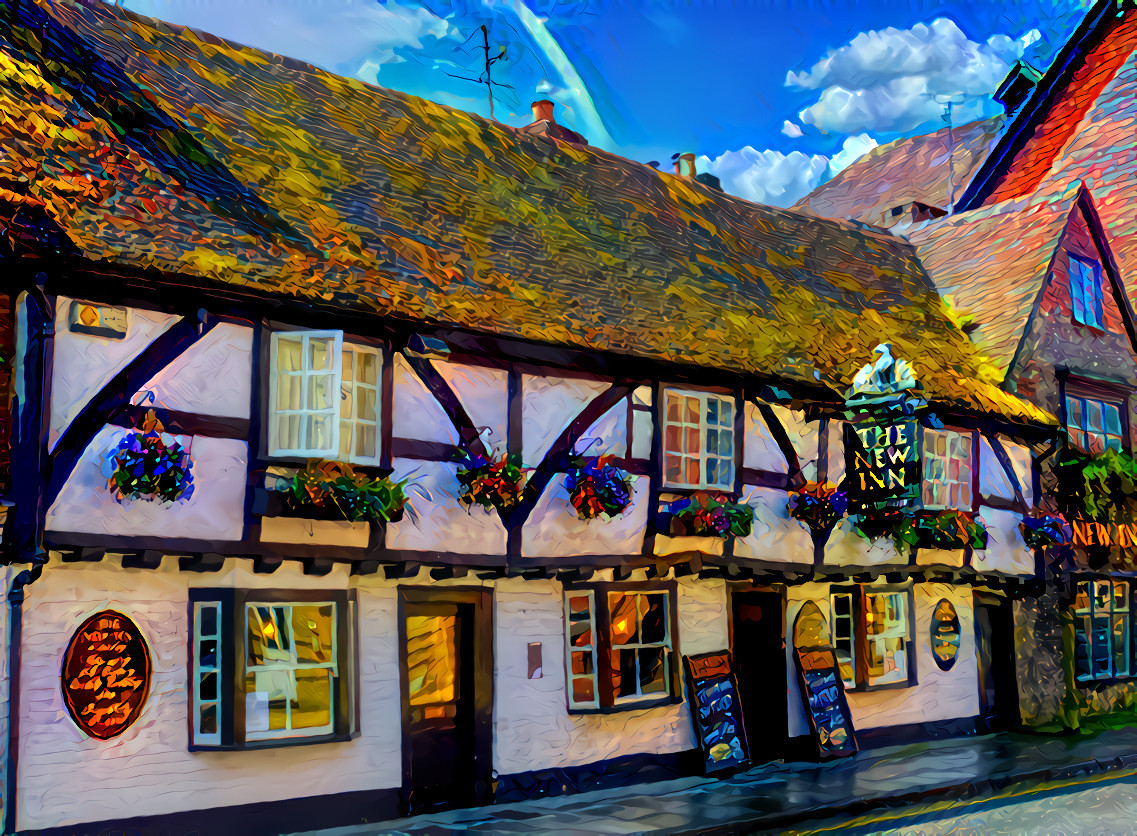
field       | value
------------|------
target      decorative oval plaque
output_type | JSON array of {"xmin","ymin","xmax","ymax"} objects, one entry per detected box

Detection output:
[
  {"xmin": 61, "ymin": 610, "xmax": 152, "ymax": 740},
  {"xmin": 931, "ymin": 599, "xmax": 961, "ymax": 671}
]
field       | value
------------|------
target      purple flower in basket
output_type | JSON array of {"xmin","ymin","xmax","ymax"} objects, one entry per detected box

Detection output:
[{"xmin": 1019, "ymin": 512, "xmax": 1072, "ymax": 549}]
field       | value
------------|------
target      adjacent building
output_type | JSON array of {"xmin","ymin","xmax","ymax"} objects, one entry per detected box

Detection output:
[{"xmin": 0, "ymin": 0, "xmax": 1063, "ymax": 833}]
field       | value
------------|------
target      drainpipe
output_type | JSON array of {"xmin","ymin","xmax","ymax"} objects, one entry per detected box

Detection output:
[
  {"xmin": 6, "ymin": 563, "xmax": 43, "ymax": 836},
  {"xmin": 4, "ymin": 286, "xmax": 52, "ymax": 835}
]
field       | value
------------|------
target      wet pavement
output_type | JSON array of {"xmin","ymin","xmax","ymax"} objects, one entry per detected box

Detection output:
[
  {"xmin": 788, "ymin": 770, "xmax": 1137, "ymax": 835},
  {"xmin": 293, "ymin": 726, "xmax": 1137, "ymax": 835}
]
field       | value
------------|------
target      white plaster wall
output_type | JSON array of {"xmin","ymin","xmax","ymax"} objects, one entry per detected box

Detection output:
[
  {"xmin": 522, "ymin": 375, "xmax": 612, "ymax": 464},
  {"xmin": 784, "ymin": 583, "xmax": 978, "ymax": 737},
  {"xmin": 138, "ymin": 323, "xmax": 254, "ymax": 419},
  {"xmin": 0, "ymin": 565, "xmax": 12, "ymax": 824},
  {"xmin": 522, "ymin": 475, "xmax": 647, "ymax": 558},
  {"xmin": 16, "ymin": 559, "xmax": 401, "ymax": 832},
  {"xmin": 973, "ymin": 508, "xmax": 1034, "ymax": 576},
  {"xmin": 827, "ymin": 420, "xmax": 846, "ymax": 484},
  {"xmin": 45, "ymin": 428, "xmax": 247, "ymax": 541},
  {"xmin": 492, "ymin": 576, "xmax": 727, "ymax": 775},
  {"xmin": 743, "ymin": 402, "xmax": 788, "ymax": 472},
  {"xmin": 999, "ymin": 438, "xmax": 1034, "ymax": 506},
  {"xmin": 431, "ymin": 360, "xmax": 507, "ymax": 450},
  {"xmin": 391, "ymin": 354, "xmax": 460, "ymax": 445},
  {"xmin": 734, "ymin": 486, "xmax": 812, "ymax": 563},
  {"xmin": 50, "ymin": 299, "xmax": 178, "ymax": 448},
  {"xmin": 387, "ymin": 458, "xmax": 508, "ymax": 554},
  {"xmin": 823, "ymin": 520, "xmax": 908, "ymax": 568},
  {"xmin": 767, "ymin": 405, "xmax": 818, "ymax": 481},
  {"xmin": 979, "ymin": 436, "xmax": 1015, "ymax": 500}
]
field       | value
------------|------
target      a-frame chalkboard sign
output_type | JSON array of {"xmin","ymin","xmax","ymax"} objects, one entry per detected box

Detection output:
[
  {"xmin": 794, "ymin": 645, "xmax": 858, "ymax": 761},
  {"xmin": 684, "ymin": 651, "xmax": 751, "ymax": 774}
]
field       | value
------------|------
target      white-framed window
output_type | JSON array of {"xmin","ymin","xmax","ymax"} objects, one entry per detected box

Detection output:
[
  {"xmin": 831, "ymin": 591, "xmax": 856, "ymax": 689},
  {"xmin": 269, "ymin": 330, "xmax": 382, "ymax": 464},
  {"xmin": 565, "ymin": 590, "xmax": 599, "ymax": 710},
  {"xmin": 865, "ymin": 590, "xmax": 910, "ymax": 687},
  {"xmin": 245, "ymin": 601, "xmax": 338, "ymax": 740},
  {"xmin": 1074, "ymin": 579, "xmax": 1132, "ymax": 683},
  {"xmin": 1065, "ymin": 395, "xmax": 1123, "ymax": 454},
  {"xmin": 339, "ymin": 343, "xmax": 382, "ymax": 464},
  {"xmin": 192, "ymin": 601, "xmax": 222, "ymax": 746},
  {"xmin": 563, "ymin": 586, "xmax": 676, "ymax": 711},
  {"xmin": 1071, "ymin": 255, "xmax": 1104, "ymax": 329},
  {"xmin": 188, "ymin": 590, "xmax": 356, "ymax": 748},
  {"xmin": 922, "ymin": 428, "xmax": 973, "ymax": 509},
  {"xmin": 829, "ymin": 585, "xmax": 914, "ymax": 691},
  {"xmin": 662, "ymin": 388, "xmax": 735, "ymax": 490}
]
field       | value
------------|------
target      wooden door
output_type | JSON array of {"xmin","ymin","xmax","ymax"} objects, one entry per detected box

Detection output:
[
  {"xmin": 975, "ymin": 595, "xmax": 1019, "ymax": 731},
  {"xmin": 400, "ymin": 589, "xmax": 492, "ymax": 814},
  {"xmin": 731, "ymin": 590, "xmax": 787, "ymax": 762}
]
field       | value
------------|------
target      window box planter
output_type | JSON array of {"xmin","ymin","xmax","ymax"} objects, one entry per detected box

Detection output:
[
  {"xmin": 853, "ymin": 509, "xmax": 987, "ymax": 551},
  {"xmin": 788, "ymin": 481, "xmax": 847, "ymax": 533},
  {"xmin": 564, "ymin": 455, "xmax": 633, "ymax": 520},
  {"xmin": 265, "ymin": 461, "xmax": 407, "ymax": 523},
  {"xmin": 1019, "ymin": 512, "xmax": 1072, "ymax": 549},
  {"xmin": 657, "ymin": 491, "xmax": 753, "ymax": 539}
]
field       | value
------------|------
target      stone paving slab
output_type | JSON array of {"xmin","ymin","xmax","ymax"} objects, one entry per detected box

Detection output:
[{"xmin": 292, "ymin": 726, "xmax": 1137, "ymax": 835}]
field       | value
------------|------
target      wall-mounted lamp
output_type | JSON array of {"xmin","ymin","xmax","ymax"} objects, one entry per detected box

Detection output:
[{"xmin": 405, "ymin": 334, "xmax": 451, "ymax": 359}]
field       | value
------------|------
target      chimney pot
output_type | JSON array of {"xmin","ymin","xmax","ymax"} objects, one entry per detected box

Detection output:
[
  {"xmin": 531, "ymin": 100, "xmax": 556, "ymax": 123},
  {"xmin": 674, "ymin": 153, "xmax": 697, "ymax": 178}
]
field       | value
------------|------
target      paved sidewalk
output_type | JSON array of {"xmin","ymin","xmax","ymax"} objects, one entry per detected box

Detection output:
[{"xmin": 293, "ymin": 726, "xmax": 1137, "ymax": 835}]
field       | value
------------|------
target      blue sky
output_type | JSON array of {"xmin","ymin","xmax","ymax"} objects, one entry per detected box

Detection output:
[{"xmin": 117, "ymin": 0, "xmax": 1094, "ymax": 206}]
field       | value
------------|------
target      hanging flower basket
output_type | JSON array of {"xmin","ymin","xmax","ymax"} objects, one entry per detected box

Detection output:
[
  {"xmin": 456, "ymin": 449, "xmax": 526, "ymax": 514},
  {"xmin": 101, "ymin": 409, "xmax": 194, "ymax": 504},
  {"xmin": 1019, "ymin": 512, "xmax": 1072, "ymax": 549},
  {"xmin": 788, "ymin": 481, "xmax": 847, "ymax": 532},
  {"xmin": 564, "ymin": 455, "xmax": 633, "ymax": 520},
  {"xmin": 274, "ymin": 460, "xmax": 407, "ymax": 523},
  {"xmin": 659, "ymin": 491, "xmax": 753, "ymax": 539}
]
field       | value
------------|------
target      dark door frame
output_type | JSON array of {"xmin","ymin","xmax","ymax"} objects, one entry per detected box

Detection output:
[
  {"xmin": 398, "ymin": 586, "xmax": 494, "ymax": 813},
  {"xmin": 974, "ymin": 591, "xmax": 1020, "ymax": 732},
  {"xmin": 728, "ymin": 582, "xmax": 788, "ymax": 760}
]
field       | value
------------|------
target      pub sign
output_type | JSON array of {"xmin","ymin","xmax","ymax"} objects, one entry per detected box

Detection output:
[
  {"xmin": 61, "ymin": 610, "xmax": 152, "ymax": 740},
  {"xmin": 844, "ymin": 420, "xmax": 920, "ymax": 511}
]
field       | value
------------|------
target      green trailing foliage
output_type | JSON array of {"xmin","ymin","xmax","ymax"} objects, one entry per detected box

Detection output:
[
  {"xmin": 276, "ymin": 460, "xmax": 408, "ymax": 522},
  {"xmin": 1055, "ymin": 447, "xmax": 1137, "ymax": 523}
]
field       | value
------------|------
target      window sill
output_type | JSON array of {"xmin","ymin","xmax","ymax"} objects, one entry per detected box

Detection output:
[
  {"xmin": 189, "ymin": 729, "xmax": 359, "ymax": 752},
  {"xmin": 844, "ymin": 678, "xmax": 917, "ymax": 694},
  {"xmin": 567, "ymin": 695, "xmax": 677, "ymax": 715}
]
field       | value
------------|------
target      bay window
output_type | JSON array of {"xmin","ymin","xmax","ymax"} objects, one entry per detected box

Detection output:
[
  {"xmin": 1074, "ymin": 579, "xmax": 1132, "ymax": 683},
  {"xmin": 829, "ymin": 585, "xmax": 915, "ymax": 691},
  {"xmin": 662, "ymin": 388, "xmax": 735, "ymax": 490},
  {"xmin": 564, "ymin": 585, "xmax": 678, "ymax": 711},
  {"xmin": 268, "ymin": 329, "xmax": 382, "ymax": 464},
  {"xmin": 188, "ymin": 589, "xmax": 357, "ymax": 749}
]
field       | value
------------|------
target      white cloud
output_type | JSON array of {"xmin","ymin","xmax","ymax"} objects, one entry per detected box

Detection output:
[
  {"xmin": 828, "ymin": 133, "xmax": 879, "ymax": 173},
  {"xmin": 782, "ymin": 120, "xmax": 804, "ymax": 138},
  {"xmin": 698, "ymin": 147, "xmax": 830, "ymax": 207},
  {"xmin": 122, "ymin": 0, "xmax": 455, "ymax": 76},
  {"xmin": 787, "ymin": 18, "xmax": 1040, "ymax": 135}
]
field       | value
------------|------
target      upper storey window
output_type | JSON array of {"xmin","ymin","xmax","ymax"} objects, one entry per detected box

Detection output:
[
  {"xmin": 1071, "ymin": 256, "xmax": 1104, "ymax": 330},
  {"xmin": 269, "ymin": 330, "xmax": 381, "ymax": 464},
  {"xmin": 661, "ymin": 388, "xmax": 735, "ymax": 490}
]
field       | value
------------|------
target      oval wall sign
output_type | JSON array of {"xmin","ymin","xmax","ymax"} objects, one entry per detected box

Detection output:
[
  {"xmin": 931, "ymin": 599, "xmax": 961, "ymax": 671},
  {"xmin": 61, "ymin": 610, "xmax": 152, "ymax": 740}
]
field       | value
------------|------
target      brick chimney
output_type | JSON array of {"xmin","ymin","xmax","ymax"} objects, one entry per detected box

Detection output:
[{"xmin": 521, "ymin": 100, "xmax": 588, "ymax": 146}]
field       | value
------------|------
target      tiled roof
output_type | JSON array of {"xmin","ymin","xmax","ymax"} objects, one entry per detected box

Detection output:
[
  {"xmin": 794, "ymin": 117, "xmax": 1005, "ymax": 228},
  {"xmin": 0, "ymin": 0, "xmax": 1048, "ymax": 423},
  {"xmin": 906, "ymin": 189, "xmax": 1078, "ymax": 375}
]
